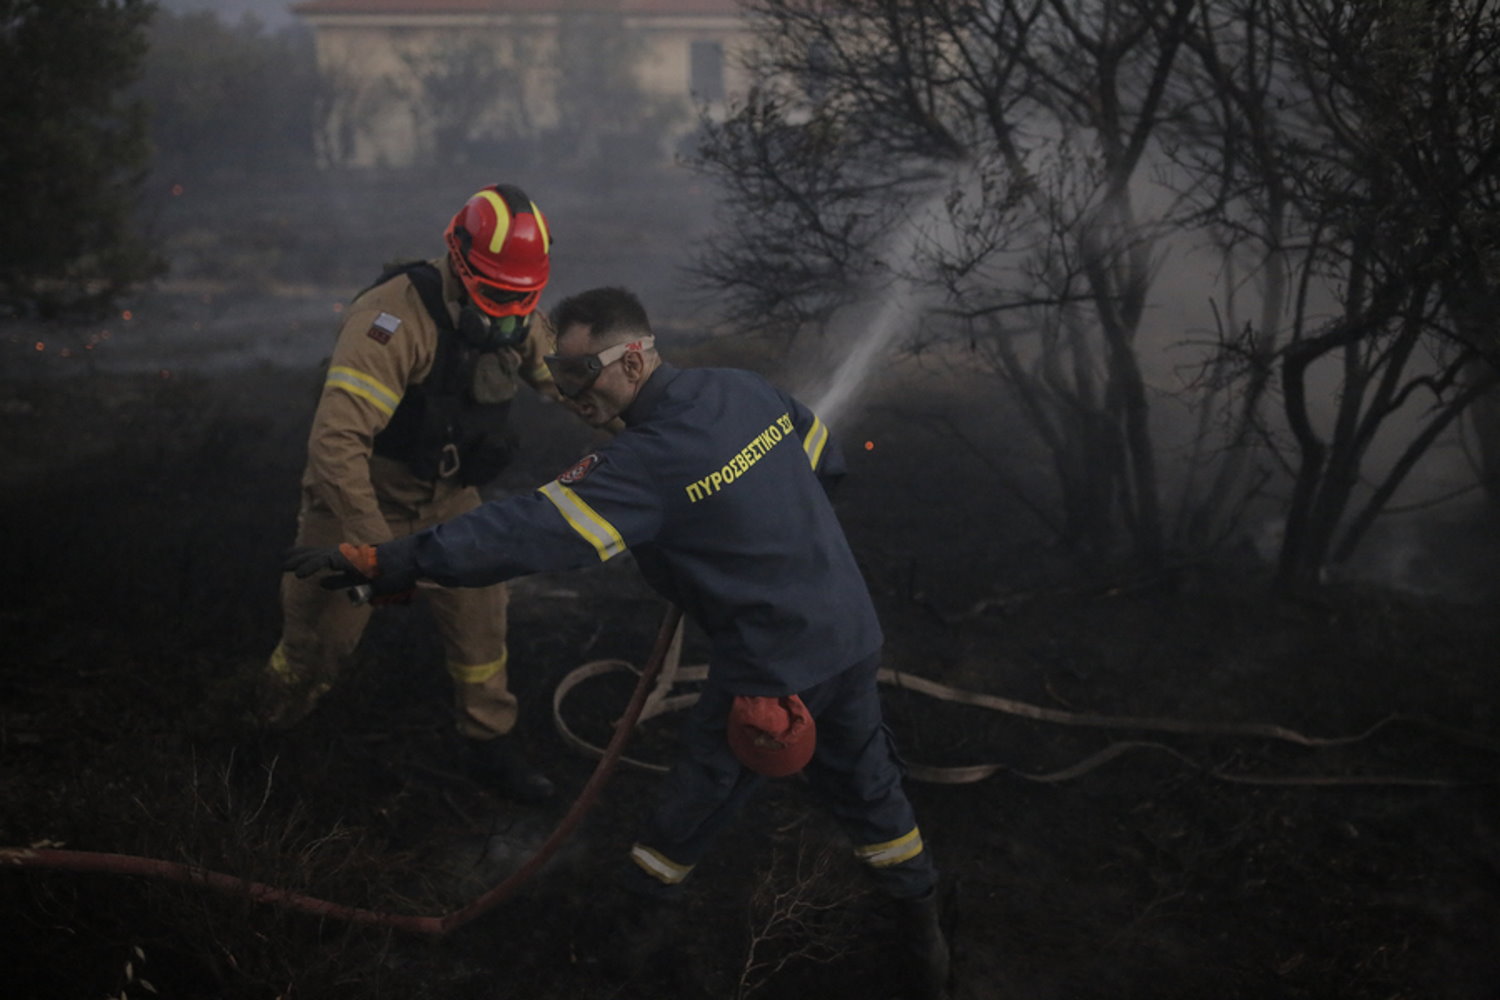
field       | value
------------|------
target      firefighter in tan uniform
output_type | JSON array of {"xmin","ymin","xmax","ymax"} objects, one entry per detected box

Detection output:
[{"xmin": 262, "ymin": 183, "xmax": 561, "ymax": 802}]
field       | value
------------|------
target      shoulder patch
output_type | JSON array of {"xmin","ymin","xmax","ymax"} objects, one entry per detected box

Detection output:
[
  {"xmin": 558, "ymin": 453, "xmax": 601, "ymax": 485},
  {"xmin": 366, "ymin": 311, "xmax": 402, "ymax": 345}
]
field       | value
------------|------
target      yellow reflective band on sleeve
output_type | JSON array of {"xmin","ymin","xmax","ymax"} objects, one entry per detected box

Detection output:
[
  {"xmin": 854, "ymin": 827, "xmax": 924, "ymax": 868},
  {"xmin": 529, "ymin": 361, "xmax": 553, "ymax": 383},
  {"xmin": 630, "ymin": 843, "xmax": 694, "ymax": 885},
  {"xmin": 448, "ymin": 648, "xmax": 507, "ymax": 685},
  {"xmin": 326, "ymin": 366, "xmax": 401, "ymax": 417},
  {"xmin": 268, "ymin": 642, "xmax": 295, "ymax": 680},
  {"xmin": 539, "ymin": 481, "xmax": 627, "ymax": 561},
  {"xmin": 802, "ymin": 415, "xmax": 830, "ymax": 470}
]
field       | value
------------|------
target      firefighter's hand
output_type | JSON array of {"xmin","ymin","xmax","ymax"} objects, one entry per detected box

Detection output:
[
  {"xmin": 283, "ymin": 543, "xmax": 379, "ymax": 590},
  {"xmin": 283, "ymin": 542, "xmax": 419, "ymax": 604}
]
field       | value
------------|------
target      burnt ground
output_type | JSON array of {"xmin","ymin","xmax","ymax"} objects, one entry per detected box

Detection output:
[{"xmin": 3, "ymin": 341, "xmax": 1500, "ymax": 1000}]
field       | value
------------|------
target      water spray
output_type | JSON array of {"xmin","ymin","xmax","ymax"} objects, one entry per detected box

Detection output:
[{"xmin": 805, "ymin": 180, "xmax": 962, "ymax": 428}]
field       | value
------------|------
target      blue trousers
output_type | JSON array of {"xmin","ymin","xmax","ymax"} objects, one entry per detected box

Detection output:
[{"xmin": 623, "ymin": 652, "xmax": 938, "ymax": 901}]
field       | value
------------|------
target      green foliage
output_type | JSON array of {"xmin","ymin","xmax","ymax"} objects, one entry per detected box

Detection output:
[{"xmin": 0, "ymin": 0, "xmax": 165, "ymax": 318}]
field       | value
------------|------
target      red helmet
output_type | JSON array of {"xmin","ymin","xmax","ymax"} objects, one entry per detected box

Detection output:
[
  {"xmin": 444, "ymin": 184, "xmax": 551, "ymax": 318},
  {"xmin": 727, "ymin": 695, "xmax": 816, "ymax": 777}
]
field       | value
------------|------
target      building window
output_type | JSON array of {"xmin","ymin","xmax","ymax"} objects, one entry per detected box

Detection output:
[{"xmin": 690, "ymin": 40, "xmax": 725, "ymax": 101}]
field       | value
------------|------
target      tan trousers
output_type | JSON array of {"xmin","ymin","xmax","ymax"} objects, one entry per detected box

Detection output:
[{"xmin": 267, "ymin": 483, "xmax": 518, "ymax": 740}]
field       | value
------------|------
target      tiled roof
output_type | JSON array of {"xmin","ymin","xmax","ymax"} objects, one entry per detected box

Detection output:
[{"xmin": 293, "ymin": 0, "xmax": 742, "ymax": 15}]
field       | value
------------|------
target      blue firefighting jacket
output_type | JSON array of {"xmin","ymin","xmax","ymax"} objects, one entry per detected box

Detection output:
[{"xmin": 378, "ymin": 363, "xmax": 884, "ymax": 696}]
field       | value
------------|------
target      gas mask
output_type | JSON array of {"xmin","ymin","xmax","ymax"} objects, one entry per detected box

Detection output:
[{"xmin": 458, "ymin": 303, "xmax": 532, "ymax": 352}]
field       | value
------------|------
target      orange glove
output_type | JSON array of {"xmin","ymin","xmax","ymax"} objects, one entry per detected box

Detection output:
[{"xmin": 337, "ymin": 542, "xmax": 379, "ymax": 578}]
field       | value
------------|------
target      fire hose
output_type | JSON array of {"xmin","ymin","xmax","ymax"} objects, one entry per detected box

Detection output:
[
  {"xmin": 558, "ymin": 621, "xmax": 1498, "ymax": 789},
  {"xmin": 4, "ymin": 601, "xmax": 1493, "ymax": 935},
  {"xmin": 0, "ymin": 605, "xmax": 685, "ymax": 938}
]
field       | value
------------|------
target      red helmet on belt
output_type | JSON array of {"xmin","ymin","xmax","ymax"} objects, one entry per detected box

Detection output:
[
  {"xmin": 727, "ymin": 695, "xmax": 816, "ymax": 777},
  {"xmin": 445, "ymin": 184, "xmax": 551, "ymax": 318}
]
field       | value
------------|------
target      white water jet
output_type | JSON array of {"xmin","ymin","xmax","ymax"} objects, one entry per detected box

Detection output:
[
  {"xmin": 805, "ymin": 183, "xmax": 959, "ymax": 429},
  {"xmin": 809, "ymin": 279, "xmax": 919, "ymax": 428}
]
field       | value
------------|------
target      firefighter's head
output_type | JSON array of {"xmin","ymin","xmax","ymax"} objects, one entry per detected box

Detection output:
[
  {"xmin": 445, "ymin": 184, "xmax": 551, "ymax": 347},
  {"xmin": 547, "ymin": 286, "xmax": 659, "ymax": 427}
]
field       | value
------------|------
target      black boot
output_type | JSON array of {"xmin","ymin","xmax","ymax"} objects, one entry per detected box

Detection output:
[
  {"xmin": 464, "ymin": 738, "xmax": 555, "ymax": 803},
  {"xmin": 895, "ymin": 885, "xmax": 952, "ymax": 1000}
]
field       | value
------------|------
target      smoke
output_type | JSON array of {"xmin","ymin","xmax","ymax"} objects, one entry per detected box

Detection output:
[{"xmin": 154, "ymin": 0, "xmax": 296, "ymax": 30}]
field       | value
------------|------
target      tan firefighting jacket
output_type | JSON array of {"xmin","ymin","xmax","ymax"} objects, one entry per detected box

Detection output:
[{"xmin": 301, "ymin": 256, "xmax": 559, "ymax": 545}]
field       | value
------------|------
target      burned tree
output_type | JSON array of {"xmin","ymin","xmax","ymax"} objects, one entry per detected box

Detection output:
[
  {"xmin": 689, "ymin": 0, "xmax": 1200, "ymax": 571},
  {"xmin": 1172, "ymin": 0, "xmax": 1500, "ymax": 588},
  {"xmin": 692, "ymin": 0, "xmax": 1500, "ymax": 587}
]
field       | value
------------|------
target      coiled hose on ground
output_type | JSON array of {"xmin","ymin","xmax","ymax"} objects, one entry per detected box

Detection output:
[{"xmin": 5, "ymin": 600, "xmax": 1496, "ymax": 933}]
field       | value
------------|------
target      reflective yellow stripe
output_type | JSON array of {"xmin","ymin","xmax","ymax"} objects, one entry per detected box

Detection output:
[
  {"xmin": 630, "ymin": 843, "xmax": 693, "ymax": 885},
  {"xmin": 539, "ymin": 481, "xmax": 627, "ymax": 561},
  {"xmin": 854, "ymin": 827, "xmax": 924, "ymax": 868},
  {"xmin": 449, "ymin": 649, "xmax": 507, "ymax": 685},
  {"xmin": 529, "ymin": 361, "xmax": 553, "ymax": 383},
  {"xmin": 326, "ymin": 365, "xmax": 401, "ymax": 417},
  {"xmin": 802, "ymin": 415, "xmax": 829, "ymax": 470},
  {"xmin": 268, "ymin": 642, "xmax": 295, "ymax": 680},
  {"xmin": 476, "ymin": 189, "xmax": 512, "ymax": 253}
]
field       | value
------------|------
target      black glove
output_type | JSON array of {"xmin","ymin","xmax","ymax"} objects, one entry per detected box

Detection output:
[
  {"xmin": 282, "ymin": 544, "xmax": 374, "ymax": 590},
  {"xmin": 283, "ymin": 543, "xmax": 421, "ymax": 604}
]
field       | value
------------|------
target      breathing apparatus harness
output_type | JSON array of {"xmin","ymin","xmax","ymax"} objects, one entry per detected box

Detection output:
[{"xmin": 366, "ymin": 259, "xmax": 525, "ymax": 486}]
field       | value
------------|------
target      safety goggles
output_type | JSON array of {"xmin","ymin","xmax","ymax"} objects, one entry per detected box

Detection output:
[
  {"xmin": 544, "ymin": 336, "xmax": 654, "ymax": 398},
  {"xmin": 472, "ymin": 281, "xmax": 540, "ymax": 317}
]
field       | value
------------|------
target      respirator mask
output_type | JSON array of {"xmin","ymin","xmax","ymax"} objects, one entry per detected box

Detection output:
[{"xmin": 458, "ymin": 302, "xmax": 533, "ymax": 351}]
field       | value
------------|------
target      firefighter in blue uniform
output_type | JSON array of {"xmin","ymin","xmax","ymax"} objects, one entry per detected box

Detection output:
[{"xmin": 285, "ymin": 286, "xmax": 951, "ymax": 999}]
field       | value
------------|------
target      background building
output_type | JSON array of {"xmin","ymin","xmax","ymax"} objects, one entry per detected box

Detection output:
[{"xmin": 292, "ymin": 0, "xmax": 750, "ymax": 168}]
